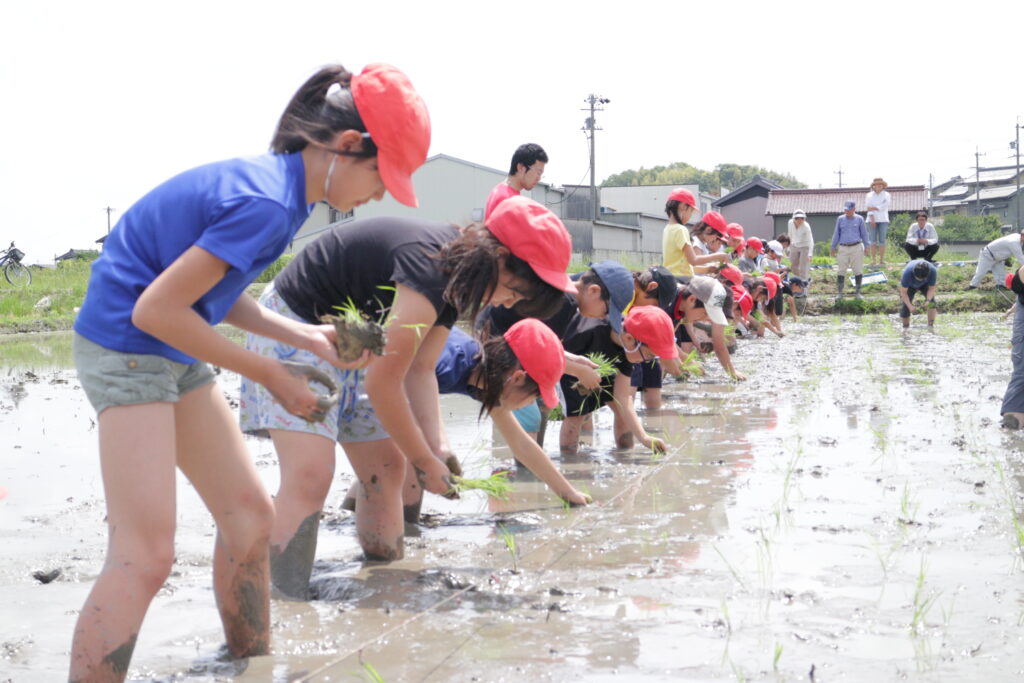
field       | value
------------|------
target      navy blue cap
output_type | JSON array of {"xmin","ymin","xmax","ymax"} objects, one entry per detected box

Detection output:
[{"xmin": 590, "ymin": 260, "xmax": 635, "ymax": 333}]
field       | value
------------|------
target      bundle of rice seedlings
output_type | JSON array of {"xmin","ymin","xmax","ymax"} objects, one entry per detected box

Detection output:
[
  {"xmin": 453, "ymin": 471, "xmax": 512, "ymax": 500},
  {"xmin": 320, "ymin": 298, "xmax": 387, "ymax": 362},
  {"xmin": 572, "ymin": 352, "xmax": 617, "ymax": 396},
  {"xmin": 547, "ymin": 404, "xmax": 565, "ymax": 421}
]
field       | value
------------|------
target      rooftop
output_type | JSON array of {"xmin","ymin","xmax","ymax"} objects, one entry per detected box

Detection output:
[{"xmin": 765, "ymin": 186, "xmax": 928, "ymax": 216}]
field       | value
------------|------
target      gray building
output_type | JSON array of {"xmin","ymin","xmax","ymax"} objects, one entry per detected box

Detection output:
[
  {"xmin": 712, "ymin": 176, "xmax": 783, "ymax": 240},
  {"xmin": 290, "ymin": 153, "xmax": 674, "ymax": 266},
  {"xmin": 765, "ymin": 186, "xmax": 928, "ymax": 246},
  {"xmin": 929, "ymin": 165, "xmax": 1024, "ymax": 228}
]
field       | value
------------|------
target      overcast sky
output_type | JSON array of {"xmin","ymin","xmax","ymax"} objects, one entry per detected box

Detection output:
[{"xmin": 3, "ymin": 0, "xmax": 1023, "ymax": 263}]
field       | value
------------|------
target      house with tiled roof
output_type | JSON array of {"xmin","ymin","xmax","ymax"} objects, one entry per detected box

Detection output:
[{"xmin": 765, "ymin": 185, "xmax": 928, "ymax": 244}]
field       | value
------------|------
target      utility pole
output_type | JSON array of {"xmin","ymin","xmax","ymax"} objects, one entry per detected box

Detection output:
[
  {"xmin": 582, "ymin": 94, "xmax": 610, "ymax": 220},
  {"xmin": 1014, "ymin": 118, "xmax": 1021, "ymax": 230},
  {"xmin": 928, "ymin": 173, "xmax": 933, "ymax": 214},
  {"xmin": 974, "ymin": 147, "xmax": 986, "ymax": 216},
  {"xmin": 834, "ymin": 166, "xmax": 843, "ymax": 188},
  {"xmin": 103, "ymin": 206, "xmax": 116, "ymax": 233}
]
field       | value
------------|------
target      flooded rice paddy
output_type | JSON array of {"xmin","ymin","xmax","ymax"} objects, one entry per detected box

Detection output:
[{"xmin": 2, "ymin": 314, "xmax": 1024, "ymax": 681}]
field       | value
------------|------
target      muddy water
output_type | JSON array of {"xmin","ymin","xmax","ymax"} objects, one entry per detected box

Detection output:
[{"xmin": 2, "ymin": 316, "xmax": 1024, "ymax": 681}]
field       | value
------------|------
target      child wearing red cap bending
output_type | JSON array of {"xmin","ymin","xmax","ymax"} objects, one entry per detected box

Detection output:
[
  {"xmin": 242, "ymin": 196, "xmax": 576, "ymax": 597},
  {"xmin": 662, "ymin": 192, "xmax": 730, "ymax": 277},
  {"xmin": 68, "ymin": 63, "xmax": 430, "ymax": 680},
  {"xmin": 558, "ymin": 306, "xmax": 679, "ymax": 454},
  {"xmin": 433, "ymin": 320, "xmax": 591, "ymax": 505},
  {"xmin": 737, "ymin": 238, "xmax": 765, "ymax": 273}
]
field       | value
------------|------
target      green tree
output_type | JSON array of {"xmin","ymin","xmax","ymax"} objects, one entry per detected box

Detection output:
[{"xmin": 602, "ymin": 162, "xmax": 806, "ymax": 194}]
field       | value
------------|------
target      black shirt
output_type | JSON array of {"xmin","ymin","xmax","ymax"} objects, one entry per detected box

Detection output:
[
  {"xmin": 476, "ymin": 292, "xmax": 578, "ymax": 339},
  {"xmin": 559, "ymin": 313, "xmax": 632, "ymax": 416},
  {"xmin": 274, "ymin": 216, "xmax": 459, "ymax": 328}
]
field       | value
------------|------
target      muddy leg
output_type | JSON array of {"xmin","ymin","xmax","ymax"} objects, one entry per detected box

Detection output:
[
  {"xmin": 70, "ymin": 402, "xmax": 177, "ymax": 683},
  {"xmin": 175, "ymin": 384, "xmax": 274, "ymax": 657},
  {"xmin": 401, "ymin": 460, "xmax": 424, "ymax": 525},
  {"xmin": 560, "ymin": 415, "xmax": 584, "ymax": 454},
  {"xmin": 265, "ymin": 430, "xmax": 336, "ymax": 599},
  {"xmin": 341, "ymin": 439, "xmax": 407, "ymax": 561},
  {"xmin": 269, "ymin": 512, "xmax": 320, "ymax": 600}
]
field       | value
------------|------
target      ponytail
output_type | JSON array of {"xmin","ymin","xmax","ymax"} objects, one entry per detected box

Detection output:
[
  {"xmin": 474, "ymin": 334, "xmax": 540, "ymax": 418},
  {"xmin": 270, "ymin": 65, "xmax": 378, "ymax": 157}
]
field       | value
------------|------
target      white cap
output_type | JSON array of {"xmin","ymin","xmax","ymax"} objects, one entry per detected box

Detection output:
[
  {"xmin": 767, "ymin": 240, "xmax": 784, "ymax": 255},
  {"xmin": 792, "ymin": 210, "xmax": 806, "ymax": 219}
]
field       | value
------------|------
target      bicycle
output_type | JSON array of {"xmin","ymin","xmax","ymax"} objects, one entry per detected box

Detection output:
[{"xmin": 0, "ymin": 241, "xmax": 32, "ymax": 287}]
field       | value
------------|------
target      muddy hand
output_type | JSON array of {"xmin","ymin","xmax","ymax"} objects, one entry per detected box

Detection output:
[
  {"xmin": 414, "ymin": 457, "xmax": 458, "ymax": 499},
  {"xmin": 563, "ymin": 489, "xmax": 592, "ymax": 507},
  {"xmin": 442, "ymin": 451, "xmax": 463, "ymax": 478},
  {"xmin": 281, "ymin": 361, "xmax": 338, "ymax": 422}
]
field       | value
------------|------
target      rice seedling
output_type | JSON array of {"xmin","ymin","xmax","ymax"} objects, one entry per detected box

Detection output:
[
  {"xmin": 322, "ymin": 298, "xmax": 387, "ymax": 361},
  {"xmin": 711, "ymin": 544, "xmax": 747, "ymax": 591},
  {"xmin": 910, "ymin": 557, "xmax": 940, "ymax": 634},
  {"xmin": 899, "ymin": 482, "xmax": 920, "ymax": 525},
  {"xmin": 772, "ymin": 642, "xmax": 783, "ymax": 671},
  {"xmin": 453, "ymin": 471, "xmax": 512, "ymax": 500},
  {"xmin": 360, "ymin": 660, "xmax": 385, "ymax": 683},
  {"xmin": 497, "ymin": 523, "xmax": 518, "ymax": 571},
  {"xmin": 677, "ymin": 349, "xmax": 702, "ymax": 377},
  {"xmin": 547, "ymin": 404, "xmax": 564, "ymax": 421}
]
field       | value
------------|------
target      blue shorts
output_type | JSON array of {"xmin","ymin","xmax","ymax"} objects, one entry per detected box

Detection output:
[
  {"xmin": 630, "ymin": 360, "xmax": 662, "ymax": 390},
  {"xmin": 867, "ymin": 221, "xmax": 889, "ymax": 246},
  {"xmin": 512, "ymin": 401, "xmax": 541, "ymax": 433}
]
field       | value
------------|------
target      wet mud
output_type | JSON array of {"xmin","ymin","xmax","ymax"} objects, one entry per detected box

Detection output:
[
  {"xmin": 321, "ymin": 314, "xmax": 386, "ymax": 363},
  {"xmin": 3, "ymin": 316, "xmax": 1024, "ymax": 680}
]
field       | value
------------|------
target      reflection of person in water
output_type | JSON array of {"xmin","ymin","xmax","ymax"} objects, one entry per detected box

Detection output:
[{"xmin": 1001, "ymin": 265, "xmax": 1024, "ymax": 430}]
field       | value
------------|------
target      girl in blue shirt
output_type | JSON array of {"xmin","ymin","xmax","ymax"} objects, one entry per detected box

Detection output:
[{"xmin": 69, "ymin": 63, "xmax": 430, "ymax": 681}]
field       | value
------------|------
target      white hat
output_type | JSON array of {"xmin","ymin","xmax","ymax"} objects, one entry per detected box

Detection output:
[
  {"xmin": 767, "ymin": 240, "xmax": 784, "ymax": 255},
  {"xmin": 792, "ymin": 210, "xmax": 806, "ymax": 219}
]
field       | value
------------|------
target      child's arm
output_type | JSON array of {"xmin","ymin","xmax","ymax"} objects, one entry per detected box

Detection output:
[
  {"xmin": 787, "ymin": 296, "xmax": 799, "ymax": 322},
  {"xmin": 610, "ymin": 372, "xmax": 665, "ymax": 453},
  {"xmin": 684, "ymin": 243, "xmax": 729, "ymax": 268},
  {"xmin": 564, "ymin": 352, "xmax": 601, "ymax": 391},
  {"xmin": 767, "ymin": 307, "xmax": 785, "ymax": 337},
  {"xmin": 491, "ymin": 407, "xmax": 591, "ymax": 505},
  {"xmin": 711, "ymin": 323, "xmax": 746, "ymax": 381},
  {"xmin": 406, "ymin": 325, "xmax": 460, "ymax": 474},
  {"xmin": 133, "ymin": 246, "xmax": 327, "ymax": 418},
  {"xmin": 363, "ymin": 285, "xmax": 454, "ymax": 497}
]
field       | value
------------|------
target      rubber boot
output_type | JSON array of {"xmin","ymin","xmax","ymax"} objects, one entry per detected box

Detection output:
[
  {"xmin": 836, "ymin": 275, "xmax": 845, "ymax": 301},
  {"xmin": 269, "ymin": 511, "xmax": 320, "ymax": 600},
  {"xmin": 854, "ymin": 274, "xmax": 863, "ymax": 298}
]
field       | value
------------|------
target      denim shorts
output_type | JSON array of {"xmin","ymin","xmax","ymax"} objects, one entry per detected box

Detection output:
[
  {"xmin": 73, "ymin": 332, "xmax": 215, "ymax": 415},
  {"xmin": 867, "ymin": 221, "xmax": 889, "ymax": 246},
  {"xmin": 238, "ymin": 284, "xmax": 388, "ymax": 444}
]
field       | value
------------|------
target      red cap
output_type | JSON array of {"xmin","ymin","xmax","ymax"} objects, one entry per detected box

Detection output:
[
  {"xmin": 702, "ymin": 211, "xmax": 727, "ymax": 236},
  {"xmin": 486, "ymin": 196, "xmax": 574, "ymax": 292},
  {"xmin": 351, "ymin": 64, "xmax": 431, "ymax": 208},
  {"xmin": 623, "ymin": 306, "xmax": 678, "ymax": 360},
  {"xmin": 734, "ymin": 238, "xmax": 746, "ymax": 253},
  {"xmin": 720, "ymin": 265, "xmax": 743, "ymax": 287},
  {"xmin": 1007, "ymin": 272, "xmax": 1016, "ymax": 290},
  {"xmin": 504, "ymin": 319, "xmax": 565, "ymax": 409},
  {"xmin": 667, "ymin": 188, "xmax": 696, "ymax": 208},
  {"xmin": 763, "ymin": 271, "xmax": 782, "ymax": 286},
  {"xmin": 747, "ymin": 237, "xmax": 764, "ymax": 253},
  {"xmin": 726, "ymin": 223, "xmax": 745, "ymax": 239},
  {"xmin": 731, "ymin": 286, "xmax": 753, "ymax": 319},
  {"xmin": 763, "ymin": 277, "xmax": 778, "ymax": 299}
]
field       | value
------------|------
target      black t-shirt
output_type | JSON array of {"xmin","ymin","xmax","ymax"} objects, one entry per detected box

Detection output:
[
  {"xmin": 559, "ymin": 314, "xmax": 632, "ymax": 416},
  {"xmin": 274, "ymin": 217, "xmax": 459, "ymax": 328},
  {"xmin": 476, "ymin": 292, "xmax": 578, "ymax": 339}
]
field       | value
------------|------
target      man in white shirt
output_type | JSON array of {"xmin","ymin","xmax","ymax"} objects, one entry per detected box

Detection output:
[
  {"xmin": 969, "ymin": 231, "xmax": 1024, "ymax": 289},
  {"xmin": 903, "ymin": 211, "xmax": 939, "ymax": 262},
  {"xmin": 865, "ymin": 178, "xmax": 891, "ymax": 266}
]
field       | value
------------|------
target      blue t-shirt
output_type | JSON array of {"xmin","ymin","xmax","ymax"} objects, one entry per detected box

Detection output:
[
  {"xmin": 435, "ymin": 327, "xmax": 481, "ymax": 397},
  {"xmin": 75, "ymin": 152, "xmax": 312, "ymax": 363},
  {"xmin": 901, "ymin": 260, "xmax": 938, "ymax": 289}
]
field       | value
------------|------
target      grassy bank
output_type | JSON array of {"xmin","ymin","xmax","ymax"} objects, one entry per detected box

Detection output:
[{"xmin": 0, "ymin": 257, "xmax": 1012, "ymax": 335}]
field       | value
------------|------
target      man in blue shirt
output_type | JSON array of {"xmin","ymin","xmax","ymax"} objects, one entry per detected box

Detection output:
[
  {"xmin": 830, "ymin": 199, "xmax": 869, "ymax": 299},
  {"xmin": 899, "ymin": 259, "xmax": 938, "ymax": 328}
]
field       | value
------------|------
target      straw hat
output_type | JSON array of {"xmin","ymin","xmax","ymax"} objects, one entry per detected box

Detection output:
[{"xmin": 871, "ymin": 177, "xmax": 888, "ymax": 189}]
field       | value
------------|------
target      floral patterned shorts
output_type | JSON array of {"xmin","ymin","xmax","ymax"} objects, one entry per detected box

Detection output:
[{"xmin": 238, "ymin": 283, "xmax": 388, "ymax": 443}]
